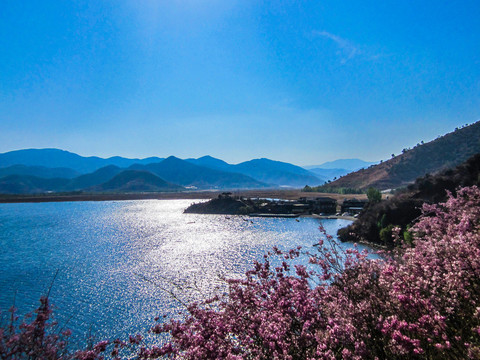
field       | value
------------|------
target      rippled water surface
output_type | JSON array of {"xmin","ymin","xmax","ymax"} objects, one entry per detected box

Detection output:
[{"xmin": 0, "ymin": 200, "xmax": 356, "ymax": 342}]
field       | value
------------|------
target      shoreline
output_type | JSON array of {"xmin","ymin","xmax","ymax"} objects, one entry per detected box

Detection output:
[
  {"xmin": 0, "ymin": 190, "xmax": 368, "ymax": 204},
  {"xmin": 247, "ymin": 213, "xmax": 356, "ymax": 221},
  {"xmin": 307, "ymin": 214, "xmax": 357, "ymax": 221}
]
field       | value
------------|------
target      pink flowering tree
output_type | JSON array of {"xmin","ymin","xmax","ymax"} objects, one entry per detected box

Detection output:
[
  {"xmin": 0, "ymin": 295, "xmax": 139, "ymax": 360},
  {"xmin": 139, "ymin": 186, "xmax": 480, "ymax": 359},
  {"xmin": 0, "ymin": 296, "xmax": 72, "ymax": 359}
]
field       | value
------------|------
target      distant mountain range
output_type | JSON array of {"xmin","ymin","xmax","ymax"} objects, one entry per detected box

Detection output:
[
  {"xmin": 304, "ymin": 159, "xmax": 376, "ymax": 171},
  {"xmin": 186, "ymin": 157, "xmax": 322, "ymax": 188},
  {"xmin": 327, "ymin": 121, "xmax": 480, "ymax": 190},
  {"xmin": 0, "ymin": 149, "xmax": 336, "ymax": 194},
  {"xmin": 130, "ymin": 156, "xmax": 269, "ymax": 189},
  {"xmin": 304, "ymin": 159, "xmax": 377, "ymax": 182},
  {"xmin": 4, "ymin": 120, "xmax": 477, "ymax": 196}
]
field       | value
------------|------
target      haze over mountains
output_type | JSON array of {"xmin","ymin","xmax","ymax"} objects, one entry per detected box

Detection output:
[
  {"xmin": 0, "ymin": 149, "xmax": 340, "ymax": 194},
  {"xmin": 305, "ymin": 159, "xmax": 376, "ymax": 171},
  {"xmin": 304, "ymin": 159, "xmax": 377, "ymax": 181}
]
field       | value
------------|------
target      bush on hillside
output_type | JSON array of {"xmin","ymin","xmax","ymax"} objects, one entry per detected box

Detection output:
[{"xmin": 366, "ymin": 187, "xmax": 382, "ymax": 203}]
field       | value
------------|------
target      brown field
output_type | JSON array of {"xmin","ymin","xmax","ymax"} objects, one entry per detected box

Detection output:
[{"xmin": 0, "ymin": 190, "xmax": 370, "ymax": 204}]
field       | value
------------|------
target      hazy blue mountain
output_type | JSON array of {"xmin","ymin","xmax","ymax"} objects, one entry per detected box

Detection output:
[
  {"xmin": 185, "ymin": 156, "xmax": 324, "ymax": 188},
  {"xmin": 308, "ymin": 168, "xmax": 351, "ymax": 182},
  {"xmin": 64, "ymin": 165, "xmax": 124, "ymax": 191},
  {"xmin": 90, "ymin": 170, "xmax": 184, "ymax": 192},
  {"xmin": 0, "ymin": 165, "xmax": 80, "ymax": 179},
  {"xmin": 185, "ymin": 155, "xmax": 232, "ymax": 171},
  {"xmin": 305, "ymin": 159, "xmax": 376, "ymax": 171},
  {"xmin": 0, "ymin": 148, "xmax": 164, "ymax": 174},
  {"xmin": 0, "ymin": 175, "xmax": 70, "ymax": 194},
  {"xmin": 102, "ymin": 156, "xmax": 165, "ymax": 168},
  {"xmin": 231, "ymin": 158, "xmax": 323, "ymax": 188},
  {"xmin": 0, "ymin": 168, "xmax": 183, "ymax": 194},
  {"xmin": 130, "ymin": 156, "xmax": 269, "ymax": 189}
]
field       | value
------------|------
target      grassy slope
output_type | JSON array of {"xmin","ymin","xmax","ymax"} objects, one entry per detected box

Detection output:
[{"xmin": 330, "ymin": 121, "xmax": 480, "ymax": 190}]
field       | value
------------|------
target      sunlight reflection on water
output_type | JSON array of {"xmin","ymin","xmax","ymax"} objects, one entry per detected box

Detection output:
[{"xmin": 0, "ymin": 199, "xmax": 362, "ymax": 343}]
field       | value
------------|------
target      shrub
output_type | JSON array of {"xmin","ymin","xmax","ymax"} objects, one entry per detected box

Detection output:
[
  {"xmin": 366, "ymin": 187, "xmax": 382, "ymax": 203},
  {"xmin": 379, "ymin": 224, "xmax": 396, "ymax": 245}
]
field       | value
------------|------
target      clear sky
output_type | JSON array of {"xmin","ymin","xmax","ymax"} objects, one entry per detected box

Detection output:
[{"xmin": 1, "ymin": 1, "xmax": 479, "ymax": 165}]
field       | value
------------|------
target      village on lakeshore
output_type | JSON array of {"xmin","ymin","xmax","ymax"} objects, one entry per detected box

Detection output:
[{"xmin": 184, "ymin": 191, "xmax": 367, "ymax": 220}]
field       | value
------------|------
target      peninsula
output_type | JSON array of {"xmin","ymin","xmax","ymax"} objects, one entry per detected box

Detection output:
[{"xmin": 184, "ymin": 192, "xmax": 366, "ymax": 218}]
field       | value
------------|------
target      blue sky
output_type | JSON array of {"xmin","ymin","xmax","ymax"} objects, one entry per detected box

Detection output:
[{"xmin": 1, "ymin": 1, "xmax": 479, "ymax": 165}]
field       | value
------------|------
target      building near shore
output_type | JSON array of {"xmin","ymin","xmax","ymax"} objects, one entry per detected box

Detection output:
[
  {"xmin": 298, "ymin": 197, "xmax": 337, "ymax": 215},
  {"xmin": 341, "ymin": 199, "xmax": 368, "ymax": 215}
]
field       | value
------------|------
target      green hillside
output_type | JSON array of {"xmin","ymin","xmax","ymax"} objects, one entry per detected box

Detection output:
[{"xmin": 0, "ymin": 175, "xmax": 70, "ymax": 194}]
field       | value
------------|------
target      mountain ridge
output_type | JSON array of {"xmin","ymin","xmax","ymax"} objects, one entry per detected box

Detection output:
[
  {"xmin": 64, "ymin": 165, "xmax": 124, "ymax": 191},
  {"xmin": 0, "ymin": 148, "xmax": 164, "ymax": 174},
  {"xmin": 0, "ymin": 165, "xmax": 81, "ymax": 179},
  {"xmin": 187, "ymin": 156, "xmax": 325, "ymax": 187},
  {"xmin": 129, "ymin": 156, "xmax": 270, "ymax": 190},
  {"xmin": 231, "ymin": 158, "xmax": 323, "ymax": 188},
  {"xmin": 90, "ymin": 170, "xmax": 184, "ymax": 192}
]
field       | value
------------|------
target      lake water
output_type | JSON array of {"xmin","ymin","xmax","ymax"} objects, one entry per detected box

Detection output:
[{"xmin": 0, "ymin": 199, "xmax": 357, "ymax": 344}]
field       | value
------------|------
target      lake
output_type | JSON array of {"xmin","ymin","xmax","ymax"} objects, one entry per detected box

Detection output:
[{"xmin": 0, "ymin": 199, "xmax": 357, "ymax": 344}]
